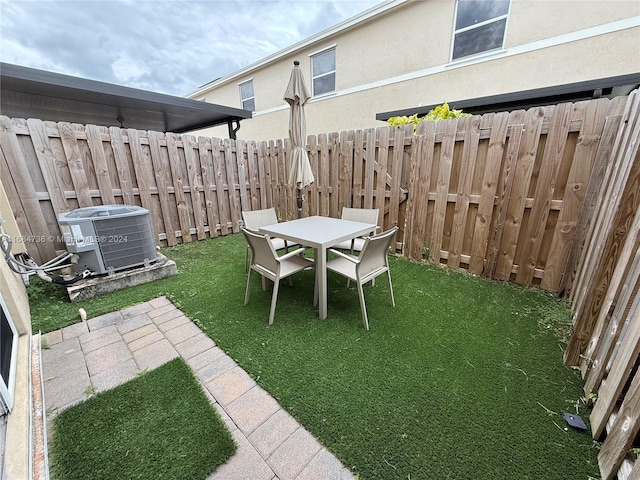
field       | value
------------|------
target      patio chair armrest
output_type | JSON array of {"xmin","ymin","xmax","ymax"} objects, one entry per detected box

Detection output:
[
  {"xmin": 278, "ymin": 247, "xmax": 309, "ymax": 260},
  {"xmin": 328, "ymin": 248, "xmax": 359, "ymax": 263}
]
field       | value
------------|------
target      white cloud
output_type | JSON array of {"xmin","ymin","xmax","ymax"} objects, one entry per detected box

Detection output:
[{"xmin": 0, "ymin": 0, "xmax": 381, "ymax": 96}]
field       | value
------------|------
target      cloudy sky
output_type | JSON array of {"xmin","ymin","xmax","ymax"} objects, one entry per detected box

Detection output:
[{"xmin": 0, "ymin": 0, "xmax": 381, "ymax": 97}]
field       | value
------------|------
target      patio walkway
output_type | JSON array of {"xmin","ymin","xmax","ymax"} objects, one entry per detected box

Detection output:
[{"xmin": 41, "ymin": 296, "xmax": 354, "ymax": 480}]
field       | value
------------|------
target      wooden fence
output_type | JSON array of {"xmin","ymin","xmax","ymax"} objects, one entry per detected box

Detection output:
[
  {"xmin": 0, "ymin": 95, "xmax": 629, "ymax": 293},
  {"xmin": 563, "ymin": 91, "xmax": 640, "ymax": 480},
  {"xmin": 0, "ymin": 92, "xmax": 639, "ymax": 479}
]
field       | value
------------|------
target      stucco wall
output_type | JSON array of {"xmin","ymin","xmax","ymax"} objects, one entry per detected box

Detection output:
[
  {"xmin": 1, "ymin": 177, "xmax": 32, "ymax": 480},
  {"xmin": 191, "ymin": 1, "xmax": 639, "ymax": 142}
]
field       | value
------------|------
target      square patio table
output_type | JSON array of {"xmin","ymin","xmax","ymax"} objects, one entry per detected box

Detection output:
[{"xmin": 259, "ymin": 215, "xmax": 377, "ymax": 320}]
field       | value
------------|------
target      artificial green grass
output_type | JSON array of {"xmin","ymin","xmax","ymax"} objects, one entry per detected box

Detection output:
[
  {"xmin": 31, "ymin": 234, "xmax": 600, "ymax": 480},
  {"xmin": 49, "ymin": 358, "xmax": 236, "ymax": 480}
]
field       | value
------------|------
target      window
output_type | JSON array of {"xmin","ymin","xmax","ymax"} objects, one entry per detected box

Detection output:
[
  {"xmin": 452, "ymin": 0, "xmax": 510, "ymax": 61},
  {"xmin": 311, "ymin": 48, "xmax": 335, "ymax": 96},
  {"xmin": 239, "ymin": 80, "xmax": 255, "ymax": 111}
]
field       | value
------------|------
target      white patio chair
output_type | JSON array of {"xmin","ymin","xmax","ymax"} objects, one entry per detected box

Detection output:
[
  {"xmin": 242, "ymin": 227, "xmax": 314, "ymax": 325},
  {"xmin": 333, "ymin": 207, "xmax": 380, "ymax": 253},
  {"xmin": 326, "ymin": 226, "xmax": 398, "ymax": 330},
  {"xmin": 242, "ymin": 208, "xmax": 298, "ymax": 271}
]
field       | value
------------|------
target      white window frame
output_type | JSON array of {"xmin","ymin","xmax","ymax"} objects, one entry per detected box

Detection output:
[
  {"xmin": 239, "ymin": 79, "xmax": 255, "ymax": 112},
  {"xmin": 310, "ymin": 46, "xmax": 336, "ymax": 97},
  {"xmin": 451, "ymin": 0, "xmax": 510, "ymax": 62},
  {"xmin": 0, "ymin": 294, "xmax": 18, "ymax": 414}
]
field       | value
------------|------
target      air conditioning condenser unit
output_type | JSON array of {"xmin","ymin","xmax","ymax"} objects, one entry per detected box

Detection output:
[{"xmin": 58, "ymin": 205, "xmax": 157, "ymax": 275}]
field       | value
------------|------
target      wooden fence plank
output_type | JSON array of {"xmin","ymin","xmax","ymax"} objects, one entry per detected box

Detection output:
[
  {"xmin": 565, "ymin": 93, "xmax": 640, "ymax": 365},
  {"xmin": 544, "ymin": 99, "xmax": 613, "ymax": 292},
  {"xmin": 211, "ymin": 137, "xmax": 230, "ymax": 235},
  {"xmin": 108, "ymin": 127, "xmax": 135, "ymax": 205},
  {"xmin": 585, "ymin": 227, "xmax": 640, "ymax": 395},
  {"xmin": 374, "ymin": 127, "xmax": 390, "ymax": 224},
  {"xmin": 429, "ymin": 120, "xmax": 457, "ymax": 263},
  {"xmin": 389, "ymin": 126, "xmax": 409, "ymax": 228},
  {"xmin": 224, "ymin": 138, "xmax": 242, "ymax": 231},
  {"xmin": 148, "ymin": 131, "xmax": 177, "ymax": 246},
  {"xmin": 257, "ymin": 140, "xmax": 270, "ymax": 210},
  {"xmin": 590, "ymin": 290, "xmax": 640, "ymax": 439},
  {"xmin": 26, "ymin": 118, "xmax": 72, "ymax": 216},
  {"xmin": 598, "ymin": 363, "xmax": 640, "ymax": 480},
  {"xmin": 319, "ymin": 133, "xmax": 330, "ymax": 216},
  {"xmin": 405, "ymin": 134, "xmax": 425, "ymax": 260},
  {"xmin": 165, "ymin": 132, "xmax": 192, "ymax": 242},
  {"xmin": 338, "ymin": 131, "xmax": 353, "ymax": 214},
  {"xmin": 328, "ymin": 132, "xmax": 340, "ymax": 218},
  {"xmin": 183, "ymin": 134, "xmax": 207, "ymax": 240},
  {"xmin": 353, "ymin": 130, "xmax": 365, "ymax": 208},
  {"xmin": 246, "ymin": 140, "xmax": 260, "ymax": 210},
  {"xmin": 485, "ymin": 123, "xmax": 524, "ymax": 278},
  {"xmin": 495, "ymin": 108, "xmax": 544, "ymax": 280},
  {"xmin": 363, "ymin": 128, "xmax": 376, "ymax": 210},
  {"xmin": 516, "ymin": 103, "xmax": 573, "ymax": 285},
  {"xmin": 562, "ymin": 115, "xmax": 622, "ymax": 298},
  {"xmin": 470, "ymin": 112, "xmax": 509, "ymax": 274},
  {"xmin": 572, "ymin": 93, "xmax": 639, "ymax": 307},
  {"xmin": 59, "ymin": 122, "xmax": 92, "ymax": 208},
  {"xmin": 198, "ymin": 136, "xmax": 220, "ymax": 238},
  {"xmin": 85, "ymin": 124, "xmax": 115, "ymax": 205},
  {"xmin": 0, "ymin": 116, "xmax": 56, "ymax": 262},
  {"xmin": 449, "ymin": 115, "xmax": 480, "ymax": 269}
]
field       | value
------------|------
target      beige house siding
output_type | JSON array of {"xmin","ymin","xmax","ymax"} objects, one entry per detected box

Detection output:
[
  {"xmin": 1, "ymin": 177, "xmax": 32, "ymax": 479},
  {"xmin": 190, "ymin": 1, "xmax": 640, "ymax": 141}
]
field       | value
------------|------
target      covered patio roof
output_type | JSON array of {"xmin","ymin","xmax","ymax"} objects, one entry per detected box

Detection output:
[
  {"xmin": 376, "ymin": 73, "xmax": 640, "ymax": 121},
  {"xmin": 0, "ymin": 63, "xmax": 252, "ymax": 137}
]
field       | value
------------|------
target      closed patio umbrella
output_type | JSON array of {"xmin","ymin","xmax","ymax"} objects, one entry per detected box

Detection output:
[{"xmin": 284, "ymin": 60, "xmax": 314, "ymax": 217}]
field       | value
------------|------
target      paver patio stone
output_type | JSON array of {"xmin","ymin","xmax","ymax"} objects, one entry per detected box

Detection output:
[
  {"xmin": 212, "ymin": 400, "xmax": 239, "ymax": 433},
  {"xmin": 208, "ymin": 429, "xmax": 275, "ymax": 480},
  {"xmin": 267, "ymin": 427, "xmax": 323, "ymax": 480},
  {"xmin": 131, "ymin": 338, "xmax": 178, "ymax": 371},
  {"xmin": 226, "ymin": 385, "xmax": 281, "ymax": 435},
  {"xmin": 42, "ymin": 329, "xmax": 62, "ymax": 346},
  {"xmin": 91, "ymin": 358, "xmax": 138, "ymax": 392},
  {"xmin": 44, "ymin": 366, "xmax": 91, "ymax": 411},
  {"xmin": 61, "ymin": 321, "xmax": 89, "ymax": 340},
  {"xmin": 84, "ymin": 340, "xmax": 132, "ymax": 376},
  {"xmin": 127, "ymin": 329, "xmax": 165, "ymax": 352},
  {"xmin": 121, "ymin": 323, "xmax": 161, "ymax": 343},
  {"xmin": 206, "ymin": 365, "xmax": 257, "ymax": 406},
  {"xmin": 42, "ymin": 337, "xmax": 81, "ymax": 361},
  {"xmin": 295, "ymin": 448, "xmax": 355, "ymax": 480},
  {"xmin": 116, "ymin": 313, "xmax": 153, "ymax": 334},
  {"xmin": 149, "ymin": 296, "xmax": 171, "ymax": 308},
  {"xmin": 42, "ymin": 349, "xmax": 85, "ymax": 380},
  {"xmin": 148, "ymin": 305, "xmax": 181, "ymax": 323},
  {"xmin": 174, "ymin": 332, "xmax": 216, "ymax": 359},
  {"xmin": 157, "ymin": 313, "xmax": 191, "ymax": 332},
  {"xmin": 248, "ymin": 409, "xmax": 300, "ymax": 459},
  {"xmin": 79, "ymin": 325, "xmax": 121, "ymax": 352},
  {"xmin": 87, "ymin": 311, "xmax": 122, "ymax": 331},
  {"xmin": 194, "ymin": 351, "xmax": 236, "ymax": 383},
  {"xmin": 121, "ymin": 302, "xmax": 153, "ymax": 318},
  {"xmin": 187, "ymin": 346, "xmax": 226, "ymax": 372},
  {"xmin": 147, "ymin": 302, "xmax": 176, "ymax": 319},
  {"xmin": 163, "ymin": 320, "xmax": 203, "ymax": 345}
]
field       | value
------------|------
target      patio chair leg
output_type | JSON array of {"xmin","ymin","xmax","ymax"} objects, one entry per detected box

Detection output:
[
  {"xmin": 357, "ymin": 281, "xmax": 369, "ymax": 330},
  {"xmin": 244, "ymin": 269, "xmax": 253, "ymax": 305},
  {"xmin": 245, "ymin": 245, "xmax": 250, "ymax": 272},
  {"xmin": 269, "ymin": 279, "xmax": 280, "ymax": 325},
  {"xmin": 387, "ymin": 270, "xmax": 395, "ymax": 307}
]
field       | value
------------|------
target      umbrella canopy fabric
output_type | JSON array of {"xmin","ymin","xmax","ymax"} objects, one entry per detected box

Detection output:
[{"xmin": 284, "ymin": 61, "xmax": 314, "ymax": 190}]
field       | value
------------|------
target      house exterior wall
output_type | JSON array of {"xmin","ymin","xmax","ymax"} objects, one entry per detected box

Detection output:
[
  {"xmin": 189, "ymin": 0, "xmax": 640, "ymax": 141},
  {"xmin": 1, "ymin": 177, "xmax": 32, "ymax": 480}
]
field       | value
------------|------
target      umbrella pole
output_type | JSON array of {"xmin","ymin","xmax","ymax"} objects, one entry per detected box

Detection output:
[{"xmin": 296, "ymin": 186, "xmax": 303, "ymax": 218}]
